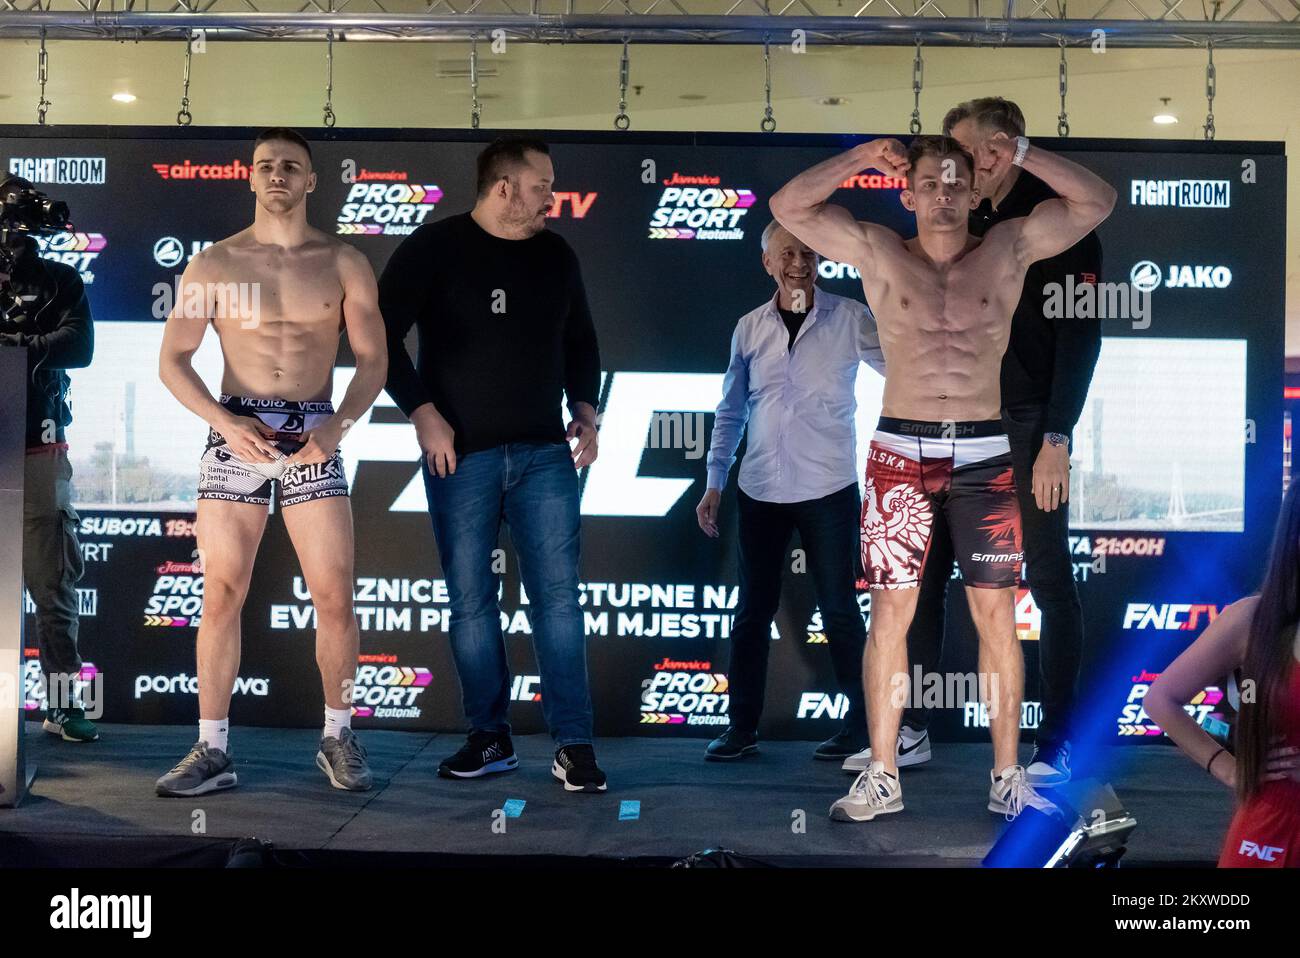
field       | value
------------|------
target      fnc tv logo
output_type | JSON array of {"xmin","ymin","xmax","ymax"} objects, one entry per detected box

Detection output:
[
  {"xmin": 640, "ymin": 657, "xmax": 729, "ymax": 727},
  {"xmin": 1123, "ymin": 603, "xmax": 1222, "ymax": 631},
  {"xmin": 1238, "ymin": 840, "xmax": 1285, "ymax": 862}
]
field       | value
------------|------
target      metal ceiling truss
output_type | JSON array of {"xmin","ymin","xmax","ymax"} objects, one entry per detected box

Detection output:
[{"xmin": 2, "ymin": 0, "xmax": 1300, "ymax": 48}]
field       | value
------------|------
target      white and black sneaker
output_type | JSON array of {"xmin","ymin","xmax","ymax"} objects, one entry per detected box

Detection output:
[
  {"xmin": 438, "ymin": 730, "xmax": 518, "ymax": 779},
  {"xmin": 829, "ymin": 760, "xmax": 904, "ymax": 822},
  {"xmin": 552, "ymin": 744, "xmax": 608, "ymax": 793},
  {"xmin": 842, "ymin": 724, "xmax": 931, "ymax": 773},
  {"xmin": 1025, "ymin": 740, "xmax": 1071, "ymax": 787},
  {"xmin": 988, "ymin": 764, "xmax": 1060, "ymax": 821},
  {"xmin": 155, "ymin": 741, "xmax": 238, "ymax": 797}
]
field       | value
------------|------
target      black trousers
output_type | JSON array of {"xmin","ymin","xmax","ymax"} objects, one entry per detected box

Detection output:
[
  {"xmin": 728, "ymin": 482, "xmax": 867, "ymax": 735},
  {"xmin": 902, "ymin": 404, "xmax": 1084, "ymax": 746}
]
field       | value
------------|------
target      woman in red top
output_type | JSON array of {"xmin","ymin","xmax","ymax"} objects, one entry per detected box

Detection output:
[{"xmin": 1145, "ymin": 485, "xmax": 1300, "ymax": 868}]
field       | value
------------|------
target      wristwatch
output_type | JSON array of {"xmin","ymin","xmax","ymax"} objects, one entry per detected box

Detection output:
[
  {"xmin": 1044, "ymin": 432, "xmax": 1068, "ymax": 448},
  {"xmin": 1012, "ymin": 135, "xmax": 1031, "ymax": 167}
]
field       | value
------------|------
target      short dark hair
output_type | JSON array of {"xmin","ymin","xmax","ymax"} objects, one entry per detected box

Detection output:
[
  {"xmin": 906, "ymin": 135, "xmax": 976, "ymax": 184},
  {"xmin": 253, "ymin": 127, "xmax": 313, "ymax": 164},
  {"xmin": 475, "ymin": 137, "xmax": 550, "ymax": 198},
  {"xmin": 942, "ymin": 97, "xmax": 1027, "ymax": 138}
]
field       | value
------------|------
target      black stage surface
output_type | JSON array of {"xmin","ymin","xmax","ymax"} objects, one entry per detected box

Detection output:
[{"xmin": 0, "ymin": 722, "xmax": 1231, "ymax": 868}]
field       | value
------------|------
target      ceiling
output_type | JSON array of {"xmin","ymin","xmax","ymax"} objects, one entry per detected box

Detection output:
[{"xmin": 1, "ymin": 35, "xmax": 1296, "ymax": 348}]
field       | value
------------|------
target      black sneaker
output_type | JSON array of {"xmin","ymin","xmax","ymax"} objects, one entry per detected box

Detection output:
[
  {"xmin": 1025, "ymin": 740, "xmax": 1072, "ymax": 787},
  {"xmin": 552, "ymin": 744, "xmax": 608, "ymax": 792},
  {"xmin": 813, "ymin": 726, "xmax": 868, "ymax": 761},
  {"xmin": 155, "ymin": 741, "xmax": 238, "ymax": 797},
  {"xmin": 705, "ymin": 727, "xmax": 758, "ymax": 761},
  {"xmin": 437, "ymin": 730, "xmax": 518, "ymax": 779}
]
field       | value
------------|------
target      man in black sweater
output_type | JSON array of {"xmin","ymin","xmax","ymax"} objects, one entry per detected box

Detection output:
[
  {"xmin": 842, "ymin": 99, "xmax": 1103, "ymax": 786},
  {"xmin": 0, "ymin": 176, "xmax": 97, "ymax": 742},
  {"xmin": 379, "ymin": 137, "xmax": 607, "ymax": 792}
]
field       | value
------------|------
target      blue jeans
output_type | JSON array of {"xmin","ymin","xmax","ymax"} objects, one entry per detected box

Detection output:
[{"xmin": 422, "ymin": 441, "xmax": 593, "ymax": 746}]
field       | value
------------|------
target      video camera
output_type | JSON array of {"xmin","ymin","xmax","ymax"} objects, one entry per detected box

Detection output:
[{"xmin": 0, "ymin": 174, "xmax": 75, "ymax": 326}]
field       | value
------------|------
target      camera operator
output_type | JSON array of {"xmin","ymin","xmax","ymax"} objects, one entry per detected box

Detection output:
[{"xmin": 0, "ymin": 174, "xmax": 97, "ymax": 742}]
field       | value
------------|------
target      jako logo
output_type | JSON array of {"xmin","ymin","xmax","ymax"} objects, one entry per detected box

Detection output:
[
  {"xmin": 1239, "ymin": 840, "xmax": 1284, "ymax": 862},
  {"xmin": 134, "ymin": 673, "xmax": 269, "ymax": 698},
  {"xmin": 1129, "ymin": 261, "xmax": 1232, "ymax": 292},
  {"xmin": 1123, "ymin": 603, "xmax": 1222, "ymax": 630},
  {"xmin": 49, "ymin": 888, "xmax": 151, "ymax": 938},
  {"xmin": 796, "ymin": 692, "xmax": 849, "ymax": 720}
]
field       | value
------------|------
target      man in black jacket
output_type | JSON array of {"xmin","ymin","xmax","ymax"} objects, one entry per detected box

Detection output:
[
  {"xmin": 0, "ymin": 175, "xmax": 97, "ymax": 742},
  {"xmin": 842, "ymin": 99, "xmax": 1103, "ymax": 786}
]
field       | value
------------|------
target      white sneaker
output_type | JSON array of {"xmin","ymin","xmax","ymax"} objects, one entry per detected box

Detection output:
[
  {"xmin": 987, "ymin": 764, "xmax": 1059, "ymax": 821},
  {"xmin": 842, "ymin": 725, "xmax": 931, "ymax": 773},
  {"xmin": 829, "ymin": 760, "xmax": 904, "ymax": 822}
]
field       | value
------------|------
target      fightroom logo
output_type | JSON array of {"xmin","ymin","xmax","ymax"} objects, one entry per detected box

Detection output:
[
  {"xmin": 1117, "ymin": 671, "xmax": 1224, "ymax": 735},
  {"xmin": 143, "ymin": 564, "xmax": 204, "ymax": 627},
  {"xmin": 1129, "ymin": 178, "xmax": 1230, "ymax": 208},
  {"xmin": 648, "ymin": 173, "xmax": 755, "ymax": 240},
  {"xmin": 336, "ymin": 181, "xmax": 444, "ymax": 236},
  {"xmin": 639, "ymin": 657, "xmax": 730, "ymax": 727},
  {"xmin": 33, "ymin": 231, "xmax": 106, "ymax": 284},
  {"xmin": 8, "ymin": 156, "xmax": 106, "ymax": 185},
  {"xmin": 350, "ymin": 654, "xmax": 432, "ymax": 720}
]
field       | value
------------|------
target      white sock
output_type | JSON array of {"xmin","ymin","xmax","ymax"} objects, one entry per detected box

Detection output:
[
  {"xmin": 324, "ymin": 705, "xmax": 351, "ymax": 741},
  {"xmin": 199, "ymin": 718, "xmax": 229, "ymax": 754}
]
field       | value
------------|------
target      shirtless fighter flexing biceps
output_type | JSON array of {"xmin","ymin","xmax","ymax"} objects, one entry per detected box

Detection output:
[
  {"xmin": 155, "ymin": 128, "xmax": 388, "ymax": 796},
  {"xmin": 770, "ymin": 133, "xmax": 1115, "ymax": 823}
]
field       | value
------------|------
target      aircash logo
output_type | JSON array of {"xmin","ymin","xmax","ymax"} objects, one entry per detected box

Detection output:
[
  {"xmin": 33, "ymin": 232, "xmax": 106, "ymax": 284},
  {"xmin": 648, "ymin": 173, "xmax": 755, "ymax": 240},
  {"xmin": 152, "ymin": 159, "xmax": 250, "ymax": 181},
  {"xmin": 640, "ymin": 657, "xmax": 729, "ymax": 726},
  {"xmin": 143, "ymin": 562, "xmax": 204, "ymax": 627},
  {"xmin": 350, "ymin": 653, "xmax": 432, "ymax": 719},
  {"xmin": 336, "ymin": 178, "xmax": 444, "ymax": 236},
  {"xmin": 1129, "ymin": 178, "xmax": 1230, "ymax": 208},
  {"xmin": 8, "ymin": 156, "xmax": 106, "ymax": 185},
  {"xmin": 1123, "ymin": 603, "xmax": 1222, "ymax": 631},
  {"xmin": 839, "ymin": 173, "xmax": 906, "ymax": 191},
  {"xmin": 1118, "ymin": 669, "xmax": 1224, "ymax": 735}
]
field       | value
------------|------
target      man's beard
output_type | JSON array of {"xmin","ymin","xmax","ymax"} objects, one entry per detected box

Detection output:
[{"xmin": 503, "ymin": 195, "xmax": 546, "ymax": 235}]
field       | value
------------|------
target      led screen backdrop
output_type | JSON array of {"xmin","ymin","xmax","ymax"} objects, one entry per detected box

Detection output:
[{"xmin": 3, "ymin": 126, "xmax": 1285, "ymax": 743}]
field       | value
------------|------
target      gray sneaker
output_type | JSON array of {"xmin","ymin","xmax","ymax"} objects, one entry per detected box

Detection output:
[
  {"xmin": 156, "ymin": 741, "xmax": 238, "ymax": 797},
  {"xmin": 316, "ymin": 727, "xmax": 373, "ymax": 791}
]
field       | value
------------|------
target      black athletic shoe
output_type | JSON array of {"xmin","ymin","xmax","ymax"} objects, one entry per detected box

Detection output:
[
  {"xmin": 1025, "ymin": 740, "xmax": 1072, "ymax": 787},
  {"xmin": 437, "ymin": 730, "xmax": 519, "ymax": 779},
  {"xmin": 552, "ymin": 744, "xmax": 608, "ymax": 792},
  {"xmin": 705, "ymin": 727, "xmax": 759, "ymax": 761},
  {"xmin": 813, "ymin": 726, "xmax": 869, "ymax": 761}
]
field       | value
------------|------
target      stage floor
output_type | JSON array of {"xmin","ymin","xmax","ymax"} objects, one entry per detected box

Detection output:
[{"xmin": 1, "ymin": 722, "xmax": 1232, "ymax": 867}]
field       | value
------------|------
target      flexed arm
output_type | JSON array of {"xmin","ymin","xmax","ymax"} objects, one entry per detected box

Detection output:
[{"xmin": 768, "ymin": 139, "xmax": 909, "ymax": 278}]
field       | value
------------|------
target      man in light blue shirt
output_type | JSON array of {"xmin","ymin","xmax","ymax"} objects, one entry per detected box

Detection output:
[{"xmin": 696, "ymin": 220, "xmax": 886, "ymax": 762}]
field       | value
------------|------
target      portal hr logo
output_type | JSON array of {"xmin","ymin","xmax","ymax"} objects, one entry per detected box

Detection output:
[
  {"xmin": 648, "ymin": 175, "xmax": 755, "ymax": 240},
  {"xmin": 134, "ymin": 673, "xmax": 269, "ymax": 699},
  {"xmin": 640, "ymin": 658, "xmax": 729, "ymax": 726},
  {"xmin": 1123, "ymin": 603, "xmax": 1222, "ymax": 631}
]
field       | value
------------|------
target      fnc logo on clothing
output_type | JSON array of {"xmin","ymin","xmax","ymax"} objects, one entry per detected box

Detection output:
[
  {"xmin": 350, "ymin": 654, "xmax": 432, "ymax": 720},
  {"xmin": 797, "ymin": 692, "xmax": 849, "ymax": 721},
  {"xmin": 640, "ymin": 657, "xmax": 729, "ymax": 727},
  {"xmin": 1238, "ymin": 840, "xmax": 1284, "ymax": 862},
  {"xmin": 1123, "ymin": 603, "xmax": 1222, "ymax": 631}
]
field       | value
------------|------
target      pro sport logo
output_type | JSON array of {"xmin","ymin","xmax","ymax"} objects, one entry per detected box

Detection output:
[
  {"xmin": 350, "ymin": 654, "xmax": 432, "ymax": 720},
  {"xmin": 336, "ymin": 181, "xmax": 443, "ymax": 236},
  {"xmin": 33, "ymin": 231, "xmax": 106, "ymax": 284},
  {"xmin": 640, "ymin": 657, "xmax": 729, "ymax": 727},
  {"xmin": 23, "ymin": 659, "xmax": 99, "ymax": 712},
  {"xmin": 1117, "ymin": 671, "xmax": 1224, "ymax": 735},
  {"xmin": 1122, "ymin": 603, "xmax": 1222, "ymax": 631},
  {"xmin": 1129, "ymin": 261, "xmax": 1232, "ymax": 292},
  {"xmin": 143, "ymin": 563, "xmax": 204, "ymax": 627},
  {"xmin": 151, "ymin": 159, "xmax": 251, "ymax": 181},
  {"xmin": 8, "ymin": 156, "xmax": 106, "ymax": 185},
  {"xmin": 1129, "ymin": 179, "xmax": 1230, "ymax": 208},
  {"xmin": 648, "ymin": 173, "xmax": 755, "ymax": 240}
]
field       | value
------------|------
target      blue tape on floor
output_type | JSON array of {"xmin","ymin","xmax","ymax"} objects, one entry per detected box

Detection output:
[
  {"xmin": 618, "ymin": 800, "xmax": 641, "ymax": 821},
  {"xmin": 502, "ymin": 799, "xmax": 525, "ymax": 818}
]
